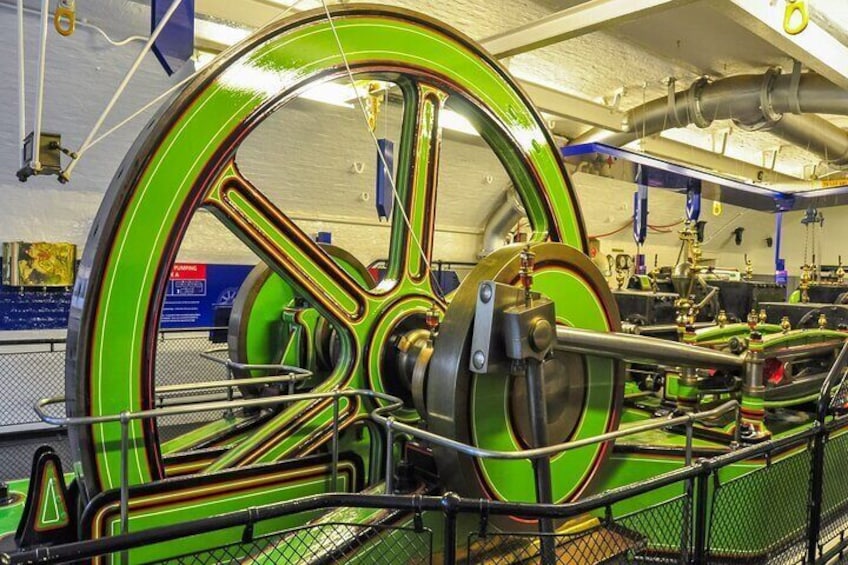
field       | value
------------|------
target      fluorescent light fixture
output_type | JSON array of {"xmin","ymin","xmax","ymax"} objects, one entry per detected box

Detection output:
[
  {"xmin": 265, "ymin": 0, "xmax": 323, "ymax": 9},
  {"xmin": 440, "ymin": 109, "xmax": 479, "ymax": 136},
  {"xmin": 195, "ymin": 19, "xmax": 251, "ymax": 47},
  {"xmin": 299, "ymin": 82, "xmax": 356, "ymax": 108}
]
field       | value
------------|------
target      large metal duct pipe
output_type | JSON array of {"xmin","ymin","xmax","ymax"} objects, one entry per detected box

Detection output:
[
  {"xmin": 479, "ymin": 187, "xmax": 525, "ymax": 257},
  {"xmin": 571, "ymin": 70, "xmax": 848, "ymax": 167}
]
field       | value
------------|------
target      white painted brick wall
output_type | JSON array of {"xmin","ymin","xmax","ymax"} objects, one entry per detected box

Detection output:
[{"xmin": 0, "ymin": 3, "xmax": 840, "ymax": 280}]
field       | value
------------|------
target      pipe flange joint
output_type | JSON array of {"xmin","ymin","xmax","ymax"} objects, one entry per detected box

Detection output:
[
  {"xmin": 759, "ymin": 67, "xmax": 783, "ymax": 125},
  {"xmin": 687, "ymin": 76, "xmax": 712, "ymax": 129}
]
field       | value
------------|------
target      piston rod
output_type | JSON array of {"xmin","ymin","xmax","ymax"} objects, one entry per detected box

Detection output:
[{"xmin": 555, "ymin": 326, "xmax": 744, "ymax": 370}]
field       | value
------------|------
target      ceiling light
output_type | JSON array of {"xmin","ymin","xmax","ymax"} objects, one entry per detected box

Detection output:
[
  {"xmin": 265, "ymin": 0, "xmax": 323, "ymax": 9},
  {"xmin": 195, "ymin": 19, "xmax": 251, "ymax": 47},
  {"xmin": 440, "ymin": 110, "xmax": 478, "ymax": 136}
]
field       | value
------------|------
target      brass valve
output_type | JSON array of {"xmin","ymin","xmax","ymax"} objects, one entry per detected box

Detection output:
[
  {"xmin": 818, "ymin": 313, "xmax": 828, "ymax": 330},
  {"xmin": 780, "ymin": 316, "xmax": 792, "ymax": 334},
  {"xmin": 758, "ymin": 309, "xmax": 768, "ymax": 324},
  {"xmin": 800, "ymin": 264, "xmax": 811, "ymax": 304},
  {"xmin": 747, "ymin": 310, "xmax": 758, "ymax": 329},
  {"xmin": 717, "ymin": 310, "xmax": 728, "ymax": 328}
]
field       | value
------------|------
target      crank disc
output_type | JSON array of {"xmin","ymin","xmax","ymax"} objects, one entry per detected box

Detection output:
[{"xmin": 428, "ymin": 243, "xmax": 623, "ymax": 514}]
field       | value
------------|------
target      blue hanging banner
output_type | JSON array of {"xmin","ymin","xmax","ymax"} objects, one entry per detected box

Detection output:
[
  {"xmin": 151, "ymin": 0, "xmax": 195, "ymax": 76},
  {"xmin": 686, "ymin": 182, "xmax": 702, "ymax": 222},
  {"xmin": 376, "ymin": 138, "xmax": 395, "ymax": 221},
  {"xmin": 633, "ymin": 185, "xmax": 648, "ymax": 246}
]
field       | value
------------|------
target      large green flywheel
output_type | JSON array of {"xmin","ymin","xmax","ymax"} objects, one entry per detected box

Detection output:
[{"xmin": 65, "ymin": 4, "xmax": 591, "ymax": 506}]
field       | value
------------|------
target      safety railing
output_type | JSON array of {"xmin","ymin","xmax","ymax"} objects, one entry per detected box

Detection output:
[
  {"xmin": 34, "ymin": 379, "xmax": 402, "ymax": 545},
  {"xmin": 6, "ymin": 414, "xmax": 848, "ymax": 564},
  {"xmin": 14, "ymin": 343, "xmax": 848, "ymax": 563},
  {"xmin": 372, "ymin": 399, "xmax": 740, "ymax": 494}
]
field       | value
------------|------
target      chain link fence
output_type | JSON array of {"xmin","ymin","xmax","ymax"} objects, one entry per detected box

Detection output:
[
  {"xmin": 466, "ymin": 493, "xmax": 691, "ymax": 564},
  {"xmin": 707, "ymin": 447, "xmax": 812, "ymax": 564},
  {"xmin": 0, "ymin": 328, "xmax": 229, "ymax": 480},
  {"xmin": 134, "ymin": 521, "xmax": 431, "ymax": 565}
]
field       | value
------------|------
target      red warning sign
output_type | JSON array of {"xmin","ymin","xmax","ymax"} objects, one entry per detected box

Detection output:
[{"xmin": 170, "ymin": 263, "xmax": 207, "ymax": 280}]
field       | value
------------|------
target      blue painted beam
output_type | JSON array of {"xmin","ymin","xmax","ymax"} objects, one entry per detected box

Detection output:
[{"xmin": 561, "ymin": 143, "xmax": 848, "ymax": 212}]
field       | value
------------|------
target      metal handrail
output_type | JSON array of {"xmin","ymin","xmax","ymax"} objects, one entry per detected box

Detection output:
[
  {"xmin": 201, "ymin": 346, "xmax": 308, "ymax": 372},
  {"xmin": 35, "ymin": 388, "xmax": 400, "ymax": 428},
  {"xmin": 371, "ymin": 400, "xmax": 737, "ymax": 463}
]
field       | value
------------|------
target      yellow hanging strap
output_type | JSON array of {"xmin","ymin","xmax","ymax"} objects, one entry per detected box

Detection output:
[
  {"xmin": 366, "ymin": 82, "xmax": 383, "ymax": 133},
  {"xmin": 54, "ymin": 0, "xmax": 76, "ymax": 37},
  {"xmin": 784, "ymin": 0, "xmax": 809, "ymax": 35}
]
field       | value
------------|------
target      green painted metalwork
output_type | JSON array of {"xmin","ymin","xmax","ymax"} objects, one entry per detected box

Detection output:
[{"xmin": 66, "ymin": 3, "xmax": 585, "ymax": 516}]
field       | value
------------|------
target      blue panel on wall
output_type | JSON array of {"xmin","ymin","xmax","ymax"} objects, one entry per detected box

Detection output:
[
  {"xmin": 151, "ymin": 0, "xmax": 195, "ymax": 76},
  {"xmin": 375, "ymin": 138, "xmax": 395, "ymax": 221},
  {"xmin": 0, "ymin": 288, "xmax": 71, "ymax": 331},
  {"xmin": 0, "ymin": 264, "xmax": 253, "ymax": 331}
]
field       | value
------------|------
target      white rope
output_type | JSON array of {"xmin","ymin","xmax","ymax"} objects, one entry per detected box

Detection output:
[
  {"xmin": 62, "ymin": 0, "xmax": 184, "ymax": 180},
  {"xmin": 17, "ymin": 0, "xmax": 26, "ymax": 169},
  {"xmin": 320, "ymin": 0, "xmax": 444, "ymax": 295},
  {"xmin": 32, "ymin": 0, "xmax": 50, "ymax": 170},
  {"xmin": 84, "ymin": 72, "xmax": 198, "ymax": 152},
  {"xmin": 64, "ymin": 0, "xmax": 308, "ymax": 173}
]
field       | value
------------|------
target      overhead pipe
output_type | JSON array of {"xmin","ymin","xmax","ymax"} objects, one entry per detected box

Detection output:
[
  {"xmin": 571, "ymin": 70, "xmax": 848, "ymax": 167},
  {"xmin": 479, "ymin": 187, "xmax": 525, "ymax": 257}
]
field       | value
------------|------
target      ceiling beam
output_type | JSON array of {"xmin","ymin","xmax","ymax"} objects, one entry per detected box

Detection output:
[
  {"xmin": 519, "ymin": 80, "xmax": 625, "ymax": 132},
  {"xmin": 714, "ymin": 0, "xmax": 848, "ymax": 90},
  {"xmin": 479, "ymin": 0, "xmax": 696, "ymax": 58},
  {"xmin": 637, "ymin": 136, "xmax": 801, "ymax": 183}
]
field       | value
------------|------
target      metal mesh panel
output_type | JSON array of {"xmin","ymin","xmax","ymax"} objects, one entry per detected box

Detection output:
[
  {"xmin": 818, "ymin": 432, "xmax": 848, "ymax": 558},
  {"xmin": 707, "ymin": 448, "xmax": 812, "ymax": 564},
  {"xmin": 618, "ymin": 493, "xmax": 692, "ymax": 563},
  {"xmin": 466, "ymin": 495, "xmax": 691, "ymax": 564},
  {"xmin": 149, "ymin": 522, "xmax": 432, "ymax": 564},
  {"xmin": 0, "ymin": 342, "xmax": 65, "ymax": 426}
]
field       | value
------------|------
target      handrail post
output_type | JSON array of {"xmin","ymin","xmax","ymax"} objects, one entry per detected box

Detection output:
[
  {"xmin": 331, "ymin": 390, "xmax": 340, "ymax": 491},
  {"xmin": 385, "ymin": 417, "xmax": 395, "ymax": 494},
  {"xmin": 692, "ymin": 463, "xmax": 710, "ymax": 564},
  {"xmin": 808, "ymin": 340, "xmax": 848, "ymax": 563},
  {"xmin": 119, "ymin": 412, "xmax": 130, "ymax": 565},
  {"xmin": 807, "ymin": 421, "xmax": 825, "ymax": 564},
  {"xmin": 224, "ymin": 363, "xmax": 234, "ymax": 419},
  {"xmin": 682, "ymin": 418, "xmax": 694, "ymax": 562},
  {"xmin": 442, "ymin": 492, "xmax": 460, "ymax": 565}
]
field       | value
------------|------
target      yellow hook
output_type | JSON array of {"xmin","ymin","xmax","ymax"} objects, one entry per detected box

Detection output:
[
  {"xmin": 54, "ymin": 0, "xmax": 75, "ymax": 37},
  {"xmin": 784, "ymin": 0, "xmax": 809, "ymax": 36}
]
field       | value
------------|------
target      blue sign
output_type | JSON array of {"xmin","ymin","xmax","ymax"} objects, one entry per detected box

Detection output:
[{"xmin": 160, "ymin": 263, "xmax": 253, "ymax": 329}]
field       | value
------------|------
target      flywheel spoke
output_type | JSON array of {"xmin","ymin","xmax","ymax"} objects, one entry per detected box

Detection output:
[
  {"xmin": 203, "ymin": 161, "xmax": 368, "ymax": 330},
  {"xmin": 384, "ymin": 82, "xmax": 447, "ymax": 295}
]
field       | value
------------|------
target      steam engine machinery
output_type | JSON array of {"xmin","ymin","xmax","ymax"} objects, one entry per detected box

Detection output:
[{"xmin": 1, "ymin": 6, "xmax": 848, "ymax": 565}]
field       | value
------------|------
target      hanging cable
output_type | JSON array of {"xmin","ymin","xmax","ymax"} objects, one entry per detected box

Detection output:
[
  {"xmin": 17, "ymin": 0, "xmax": 26, "ymax": 169},
  {"xmin": 320, "ymin": 0, "xmax": 444, "ymax": 297},
  {"xmin": 32, "ymin": 0, "xmax": 50, "ymax": 171},
  {"xmin": 60, "ymin": 0, "xmax": 184, "ymax": 182},
  {"xmin": 589, "ymin": 220, "xmax": 632, "ymax": 239},
  {"xmin": 86, "ymin": 23, "xmax": 146, "ymax": 46}
]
